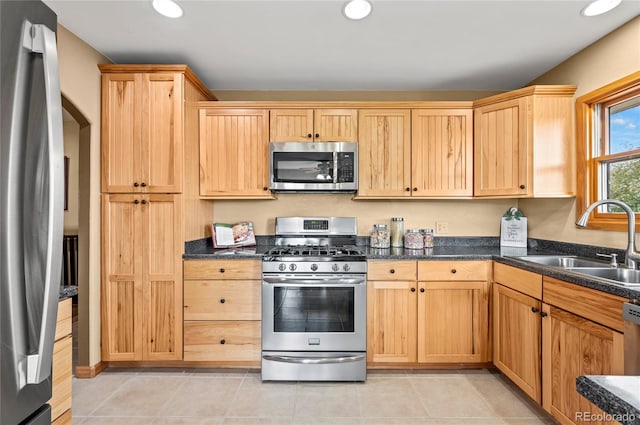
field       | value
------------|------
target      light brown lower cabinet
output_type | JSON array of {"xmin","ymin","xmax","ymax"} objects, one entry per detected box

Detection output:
[
  {"xmin": 493, "ymin": 263, "xmax": 627, "ymax": 425},
  {"xmin": 183, "ymin": 259, "xmax": 261, "ymax": 365},
  {"xmin": 51, "ymin": 298, "xmax": 72, "ymax": 423},
  {"xmin": 367, "ymin": 260, "xmax": 490, "ymax": 366}
]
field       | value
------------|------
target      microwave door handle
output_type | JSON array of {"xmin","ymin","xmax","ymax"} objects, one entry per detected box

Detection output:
[{"xmin": 333, "ymin": 152, "xmax": 338, "ymax": 183}]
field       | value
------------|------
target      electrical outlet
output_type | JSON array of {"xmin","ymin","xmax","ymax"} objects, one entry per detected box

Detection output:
[{"xmin": 436, "ymin": 221, "xmax": 449, "ymax": 234}]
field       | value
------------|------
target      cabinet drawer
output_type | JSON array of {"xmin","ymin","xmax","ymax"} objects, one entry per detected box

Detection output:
[
  {"xmin": 184, "ymin": 280, "xmax": 261, "ymax": 321},
  {"xmin": 494, "ymin": 262, "xmax": 542, "ymax": 299},
  {"xmin": 55, "ymin": 298, "xmax": 72, "ymax": 342},
  {"xmin": 184, "ymin": 321, "xmax": 261, "ymax": 362},
  {"xmin": 184, "ymin": 259, "xmax": 261, "ymax": 280},
  {"xmin": 543, "ymin": 276, "xmax": 626, "ymax": 332},
  {"xmin": 418, "ymin": 260, "xmax": 491, "ymax": 281},
  {"xmin": 50, "ymin": 335, "xmax": 72, "ymax": 422},
  {"xmin": 368, "ymin": 260, "xmax": 416, "ymax": 281}
]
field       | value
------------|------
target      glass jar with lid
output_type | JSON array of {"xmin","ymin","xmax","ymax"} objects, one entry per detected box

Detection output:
[
  {"xmin": 421, "ymin": 228, "xmax": 434, "ymax": 248},
  {"xmin": 390, "ymin": 217, "xmax": 404, "ymax": 247},
  {"xmin": 370, "ymin": 224, "xmax": 390, "ymax": 248},
  {"xmin": 404, "ymin": 229, "xmax": 424, "ymax": 250}
]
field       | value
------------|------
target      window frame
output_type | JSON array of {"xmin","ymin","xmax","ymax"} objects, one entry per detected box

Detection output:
[{"xmin": 576, "ymin": 71, "xmax": 640, "ymax": 231}]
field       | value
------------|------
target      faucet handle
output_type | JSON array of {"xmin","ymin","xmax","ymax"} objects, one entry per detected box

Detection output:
[{"xmin": 596, "ymin": 253, "xmax": 619, "ymax": 267}]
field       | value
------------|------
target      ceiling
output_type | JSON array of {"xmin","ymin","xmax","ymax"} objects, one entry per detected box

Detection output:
[{"xmin": 44, "ymin": 0, "xmax": 640, "ymax": 91}]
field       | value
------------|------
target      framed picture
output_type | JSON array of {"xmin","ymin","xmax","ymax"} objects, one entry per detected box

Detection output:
[{"xmin": 64, "ymin": 156, "xmax": 69, "ymax": 211}]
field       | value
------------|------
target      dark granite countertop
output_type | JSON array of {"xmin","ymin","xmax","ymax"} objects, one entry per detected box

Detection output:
[
  {"xmin": 183, "ymin": 237, "xmax": 640, "ymax": 299},
  {"xmin": 59, "ymin": 285, "xmax": 78, "ymax": 300},
  {"xmin": 577, "ymin": 376, "xmax": 640, "ymax": 425}
]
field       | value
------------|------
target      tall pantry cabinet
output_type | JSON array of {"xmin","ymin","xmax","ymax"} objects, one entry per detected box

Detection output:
[{"xmin": 100, "ymin": 65, "xmax": 214, "ymax": 361}]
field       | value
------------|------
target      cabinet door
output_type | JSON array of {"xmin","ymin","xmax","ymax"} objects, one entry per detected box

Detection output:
[
  {"xmin": 314, "ymin": 109, "xmax": 358, "ymax": 142},
  {"xmin": 141, "ymin": 73, "xmax": 183, "ymax": 193},
  {"xmin": 357, "ymin": 109, "xmax": 411, "ymax": 197},
  {"xmin": 199, "ymin": 109, "xmax": 271, "ymax": 198},
  {"xmin": 270, "ymin": 109, "xmax": 314, "ymax": 142},
  {"xmin": 412, "ymin": 109, "xmax": 473, "ymax": 197},
  {"xmin": 474, "ymin": 97, "xmax": 530, "ymax": 197},
  {"xmin": 493, "ymin": 284, "xmax": 541, "ymax": 403},
  {"xmin": 417, "ymin": 281, "xmax": 488, "ymax": 363},
  {"xmin": 143, "ymin": 194, "xmax": 183, "ymax": 360},
  {"xmin": 542, "ymin": 304, "xmax": 624, "ymax": 425},
  {"xmin": 367, "ymin": 280, "xmax": 417, "ymax": 364},
  {"xmin": 102, "ymin": 73, "xmax": 141, "ymax": 193},
  {"xmin": 101, "ymin": 194, "xmax": 144, "ymax": 360}
]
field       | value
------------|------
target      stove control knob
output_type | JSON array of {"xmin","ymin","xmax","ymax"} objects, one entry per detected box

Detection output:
[
  {"xmin": 332, "ymin": 263, "xmax": 340, "ymax": 272},
  {"xmin": 343, "ymin": 264, "xmax": 351, "ymax": 272},
  {"xmin": 310, "ymin": 263, "xmax": 319, "ymax": 272},
  {"xmin": 289, "ymin": 264, "xmax": 297, "ymax": 271},
  {"xmin": 278, "ymin": 263, "xmax": 286, "ymax": 271}
]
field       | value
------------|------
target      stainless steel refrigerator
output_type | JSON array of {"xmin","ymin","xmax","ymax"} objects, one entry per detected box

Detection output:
[{"xmin": 1, "ymin": 1, "xmax": 64, "ymax": 424}]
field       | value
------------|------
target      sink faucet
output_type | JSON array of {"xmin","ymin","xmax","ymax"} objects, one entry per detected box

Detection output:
[{"xmin": 576, "ymin": 199, "xmax": 640, "ymax": 269}]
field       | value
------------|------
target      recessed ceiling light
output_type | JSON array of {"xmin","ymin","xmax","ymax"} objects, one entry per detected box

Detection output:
[
  {"xmin": 152, "ymin": 0, "xmax": 183, "ymax": 18},
  {"xmin": 343, "ymin": 0, "xmax": 372, "ymax": 20},
  {"xmin": 581, "ymin": 0, "xmax": 622, "ymax": 16}
]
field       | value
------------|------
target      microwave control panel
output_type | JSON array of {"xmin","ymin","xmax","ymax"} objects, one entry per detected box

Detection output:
[{"xmin": 336, "ymin": 153, "xmax": 355, "ymax": 183}]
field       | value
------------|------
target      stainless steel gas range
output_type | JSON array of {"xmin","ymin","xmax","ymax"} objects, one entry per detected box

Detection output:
[{"xmin": 261, "ymin": 217, "xmax": 367, "ymax": 382}]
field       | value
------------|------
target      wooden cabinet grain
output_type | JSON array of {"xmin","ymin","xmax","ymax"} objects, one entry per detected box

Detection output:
[
  {"xmin": 183, "ymin": 259, "xmax": 262, "ymax": 365},
  {"xmin": 101, "ymin": 71, "xmax": 183, "ymax": 193},
  {"xmin": 199, "ymin": 108, "xmax": 271, "ymax": 198},
  {"xmin": 356, "ymin": 107, "xmax": 473, "ymax": 198},
  {"xmin": 270, "ymin": 109, "xmax": 357, "ymax": 142},
  {"xmin": 50, "ymin": 298, "xmax": 72, "ymax": 423},
  {"xmin": 367, "ymin": 260, "xmax": 490, "ymax": 365},
  {"xmin": 473, "ymin": 86, "xmax": 576, "ymax": 197},
  {"xmin": 101, "ymin": 193, "xmax": 183, "ymax": 361}
]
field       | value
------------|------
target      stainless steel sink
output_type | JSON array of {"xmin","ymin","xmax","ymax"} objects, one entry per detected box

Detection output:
[
  {"xmin": 565, "ymin": 267, "xmax": 640, "ymax": 286},
  {"xmin": 512, "ymin": 255, "xmax": 608, "ymax": 268}
]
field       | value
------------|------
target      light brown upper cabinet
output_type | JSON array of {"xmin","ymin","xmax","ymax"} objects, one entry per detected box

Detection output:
[
  {"xmin": 270, "ymin": 109, "xmax": 357, "ymax": 142},
  {"xmin": 473, "ymin": 86, "xmax": 576, "ymax": 198},
  {"xmin": 101, "ymin": 72, "xmax": 183, "ymax": 193},
  {"xmin": 357, "ymin": 107, "xmax": 472, "ymax": 198},
  {"xmin": 412, "ymin": 109, "xmax": 473, "ymax": 197},
  {"xmin": 199, "ymin": 108, "xmax": 272, "ymax": 198},
  {"xmin": 357, "ymin": 109, "xmax": 412, "ymax": 197}
]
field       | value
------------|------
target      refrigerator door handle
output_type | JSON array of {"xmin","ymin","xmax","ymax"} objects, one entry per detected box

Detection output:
[{"xmin": 22, "ymin": 21, "xmax": 64, "ymax": 385}]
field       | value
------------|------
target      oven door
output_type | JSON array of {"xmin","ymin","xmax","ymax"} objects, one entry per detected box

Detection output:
[{"xmin": 262, "ymin": 274, "xmax": 366, "ymax": 352}]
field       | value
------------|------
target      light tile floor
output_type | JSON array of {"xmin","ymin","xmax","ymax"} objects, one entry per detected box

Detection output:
[{"xmin": 72, "ymin": 369, "xmax": 557, "ymax": 425}]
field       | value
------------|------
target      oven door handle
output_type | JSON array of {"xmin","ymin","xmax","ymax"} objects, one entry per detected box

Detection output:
[
  {"xmin": 263, "ymin": 354, "xmax": 366, "ymax": 365},
  {"xmin": 262, "ymin": 277, "xmax": 365, "ymax": 285}
]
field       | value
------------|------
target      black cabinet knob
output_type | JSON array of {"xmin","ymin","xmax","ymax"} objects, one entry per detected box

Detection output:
[
  {"xmin": 410, "ymin": 287, "xmax": 416, "ymax": 292},
  {"xmin": 141, "ymin": 182, "xmax": 147, "ymax": 187},
  {"xmin": 390, "ymin": 269, "xmax": 395, "ymax": 274},
  {"xmin": 220, "ymin": 298, "xmax": 226, "ymax": 304},
  {"xmin": 519, "ymin": 184, "xmax": 526, "ymax": 189},
  {"xmin": 307, "ymin": 133, "xmax": 312, "ymax": 138},
  {"xmin": 451, "ymin": 269, "xmax": 457, "ymax": 274},
  {"xmin": 133, "ymin": 182, "xmax": 139, "ymax": 187},
  {"xmin": 263, "ymin": 186, "xmax": 268, "ymax": 191},
  {"xmin": 141, "ymin": 200, "xmax": 147, "ymax": 205},
  {"xmin": 420, "ymin": 288, "xmax": 425, "ymax": 293},
  {"xmin": 220, "ymin": 339, "xmax": 226, "ymax": 345},
  {"xmin": 315, "ymin": 133, "xmax": 320, "ymax": 138},
  {"xmin": 413, "ymin": 187, "xmax": 418, "ymax": 191},
  {"xmin": 540, "ymin": 311, "xmax": 548, "ymax": 318},
  {"xmin": 219, "ymin": 268, "xmax": 225, "ymax": 273},
  {"xmin": 405, "ymin": 187, "xmax": 411, "ymax": 192},
  {"xmin": 531, "ymin": 307, "xmax": 540, "ymax": 313},
  {"xmin": 134, "ymin": 199, "xmax": 140, "ymax": 204}
]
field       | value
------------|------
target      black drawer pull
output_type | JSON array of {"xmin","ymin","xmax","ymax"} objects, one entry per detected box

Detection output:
[
  {"xmin": 531, "ymin": 307, "xmax": 539, "ymax": 313},
  {"xmin": 451, "ymin": 269, "xmax": 457, "ymax": 274},
  {"xmin": 419, "ymin": 288, "xmax": 425, "ymax": 293},
  {"xmin": 390, "ymin": 269, "xmax": 395, "ymax": 274},
  {"xmin": 141, "ymin": 182, "xmax": 147, "ymax": 187},
  {"xmin": 410, "ymin": 287, "xmax": 416, "ymax": 292},
  {"xmin": 220, "ymin": 339, "xmax": 226, "ymax": 345},
  {"xmin": 220, "ymin": 298, "xmax": 226, "ymax": 304},
  {"xmin": 540, "ymin": 311, "xmax": 548, "ymax": 318},
  {"xmin": 134, "ymin": 199, "xmax": 140, "ymax": 204},
  {"xmin": 219, "ymin": 268, "xmax": 225, "ymax": 273},
  {"xmin": 133, "ymin": 182, "xmax": 139, "ymax": 187}
]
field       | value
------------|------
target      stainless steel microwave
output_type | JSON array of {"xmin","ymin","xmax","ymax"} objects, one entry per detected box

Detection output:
[{"xmin": 269, "ymin": 141, "xmax": 358, "ymax": 192}]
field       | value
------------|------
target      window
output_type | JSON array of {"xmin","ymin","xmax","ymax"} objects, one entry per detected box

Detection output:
[{"xmin": 577, "ymin": 71, "xmax": 640, "ymax": 230}]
